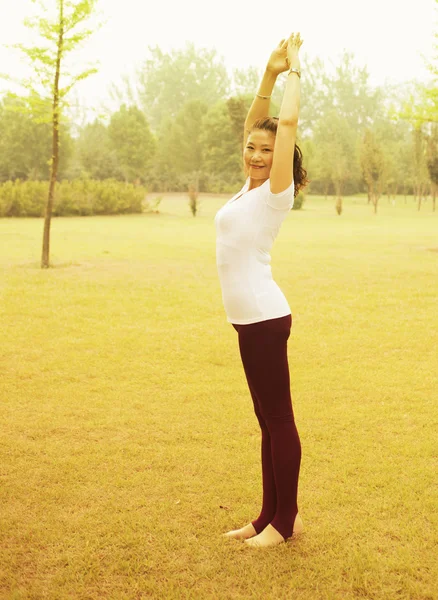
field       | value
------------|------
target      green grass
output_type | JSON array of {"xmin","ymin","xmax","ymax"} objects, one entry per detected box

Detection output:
[{"xmin": 0, "ymin": 193, "xmax": 437, "ymax": 600}]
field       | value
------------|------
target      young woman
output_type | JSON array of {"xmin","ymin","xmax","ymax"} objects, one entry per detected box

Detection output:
[{"xmin": 214, "ymin": 33, "xmax": 308, "ymax": 548}]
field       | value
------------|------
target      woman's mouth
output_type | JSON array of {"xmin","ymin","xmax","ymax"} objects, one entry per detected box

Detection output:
[{"xmin": 250, "ymin": 165, "xmax": 264, "ymax": 169}]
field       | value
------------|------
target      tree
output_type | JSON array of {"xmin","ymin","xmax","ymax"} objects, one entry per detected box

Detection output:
[
  {"xmin": 136, "ymin": 43, "xmax": 230, "ymax": 132},
  {"xmin": 108, "ymin": 105, "xmax": 156, "ymax": 183},
  {"xmin": 0, "ymin": 93, "xmax": 73, "ymax": 182},
  {"xmin": 360, "ymin": 129, "xmax": 385, "ymax": 214},
  {"xmin": 412, "ymin": 126, "xmax": 431, "ymax": 210},
  {"xmin": 149, "ymin": 99, "xmax": 207, "ymax": 194},
  {"xmin": 199, "ymin": 100, "xmax": 244, "ymax": 192},
  {"xmin": 75, "ymin": 119, "xmax": 121, "ymax": 180},
  {"xmin": 296, "ymin": 51, "xmax": 384, "ymax": 138},
  {"xmin": 231, "ymin": 66, "xmax": 261, "ymax": 97},
  {"xmin": 426, "ymin": 123, "xmax": 438, "ymax": 211},
  {"xmin": 7, "ymin": 0, "xmax": 99, "ymax": 268},
  {"xmin": 417, "ymin": 0, "xmax": 438, "ymax": 124},
  {"xmin": 294, "ymin": 50, "xmax": 384, "ymax": 200},
  {"xmin": 226, "ymin": 96, "xmax": 251, "ymax": 152},
  {"xmin": 398, "ymin": 3, "xmax": 437, "ymax": 126},
  {"xmin": 312, "ymin": 109, "xmax": 359, "ymax": 214}
]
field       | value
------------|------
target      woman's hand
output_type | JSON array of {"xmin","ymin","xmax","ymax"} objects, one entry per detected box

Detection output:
[
  {"xmin": 266, "ymin": 38, "xmax": 289, "ymax": 76},
  {"xmin": 286, "ymin": 32, "xmax": 303, "ymax": 68}
]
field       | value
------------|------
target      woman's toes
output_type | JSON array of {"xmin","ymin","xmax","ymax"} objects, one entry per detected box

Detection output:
[{"xmin": 223, "ymin": 523, "xmax": 257, "ymax": 540}]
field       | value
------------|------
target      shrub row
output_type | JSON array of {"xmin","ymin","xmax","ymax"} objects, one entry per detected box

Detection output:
[{"xmin": 0, "ymin": 179, "xmax": 146, "ymax": 217}]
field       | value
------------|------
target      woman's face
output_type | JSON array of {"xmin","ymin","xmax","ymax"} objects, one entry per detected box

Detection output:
[{"xmin": 243, "ymin": 129, "xmax": 276, "ymax": 179}]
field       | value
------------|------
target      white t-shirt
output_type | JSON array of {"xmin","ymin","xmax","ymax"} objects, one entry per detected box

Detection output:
[{"xmin": 214, "ymin": 176, "xmax": 294, "ymax": 325}]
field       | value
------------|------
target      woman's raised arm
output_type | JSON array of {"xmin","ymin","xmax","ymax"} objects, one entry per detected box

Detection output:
[
  {"xmin": 269, "ymin": 33, "xmax": 303, "ymax": 194},
  {"xmin": 243, "ymin": 39, "xmax": 290, "ymax": 148}
]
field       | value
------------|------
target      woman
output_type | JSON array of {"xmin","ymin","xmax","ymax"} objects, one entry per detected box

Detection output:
[{"xmin": 214, "ymin": 33, "xmax": 308, "ymax": 548}]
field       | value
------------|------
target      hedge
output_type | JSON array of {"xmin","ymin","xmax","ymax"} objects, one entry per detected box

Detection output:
[{"xmin": 0, "ymin": 179, "xmax": 146, "ymax": 217}]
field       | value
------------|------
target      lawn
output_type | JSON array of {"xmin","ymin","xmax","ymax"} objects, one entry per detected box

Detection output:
[{"xmin": 0, "ymin": 193, "xmax": 437, "ymax": 599}]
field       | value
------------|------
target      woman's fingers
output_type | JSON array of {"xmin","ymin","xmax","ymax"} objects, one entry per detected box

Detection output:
[{"xmin": 288, "ymin": 32, "xmax": 303, "ymax": 48}]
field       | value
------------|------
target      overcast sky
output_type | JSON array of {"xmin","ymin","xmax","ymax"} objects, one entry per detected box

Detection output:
[{"xmin": 0, "ymin": 0, "xmax": 436, "ymax": 119}]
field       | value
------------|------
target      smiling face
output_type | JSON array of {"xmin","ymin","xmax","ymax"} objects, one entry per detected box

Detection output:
[{"xmin": 243, "ymin": 129, "xmax": 276, "ymax": 180}]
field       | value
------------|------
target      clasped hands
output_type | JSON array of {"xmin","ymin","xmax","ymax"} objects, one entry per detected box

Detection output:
[{"xmin": 266, "ymin": 33, "xmax": 303, "ymax": 76}]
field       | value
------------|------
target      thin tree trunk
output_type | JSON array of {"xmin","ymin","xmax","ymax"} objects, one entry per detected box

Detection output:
[
  {"xmin": 324, "ymin": 181, "xmax": 329, "ymax": 201},
  {"xmin": 367, "ymin": 184, "xmax": 371, "ymax": 204},
  {"xmin": 42, "ymin": 0, "xmax": 64, "ymax": 269},
  {"xmin": 334, "ymin": 180, "xmax": 342, "ymax": 215},
  {"xmin": 417, "ymin": 182, "xmax": 423, "ymax": 211}
]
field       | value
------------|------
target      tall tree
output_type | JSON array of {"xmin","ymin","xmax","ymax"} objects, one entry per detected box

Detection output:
[
  {"xmin": 231, "ymin": 66, "xmax": 261, "ymax": 97},
  {"xmin": 75, "ymin": 119, "xmax": 121, "ymax": 180},
  {"xmin": 136, "ymin": 43, "xmax": 230, "ymax": 132},
  {"xmin": 312, "ymin": 108, "xmax": 359, "ymax": 213},
  {"xmin": 426, "ymin": 123, "xmax": 438, "ymax": 211},
  {"xmin": 108, "ymin": 105, "xmax": 156, "ymax": 183},
  {"xmin": 296, "ymin": 51, "xmax": 384, "ymax": 138},
  {"xmin": 9, "ymin": 0, "xmax": 99, "ymax": 268},
  {"xmin": 360, "ymin": 129, "xmax": 385, "ymax": 213},
  {"xmin": 0, "ymin": 93, "xmax": 73, "ymax": 181},
  {"xmin": 398, "ymin": 3, "xmax": 437, "ymax": 126},
  {"xmin": 149, "ymin": 99, "xmax": 207, "ymax": 193},
  {"xmin": 412, "ymin": 126, "xmax": 431, "ymax": 210},
  {"xmin": 199, "ymin": 100, "xmax": 244, "ymax": 190}
]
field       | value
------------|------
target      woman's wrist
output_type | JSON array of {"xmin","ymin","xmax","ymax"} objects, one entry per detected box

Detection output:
[
  {"xmin": 264, "ymin": 66, "xmax": 280, "ymax": 79},
  {"xmin": 255, "ymin": 69, "xmax": 277, "ymax": 97}
]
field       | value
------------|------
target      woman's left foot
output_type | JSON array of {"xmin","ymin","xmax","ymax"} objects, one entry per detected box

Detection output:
[{"xmin": 244, "ymin": 524, "xmax": 285, "ymax": 547}]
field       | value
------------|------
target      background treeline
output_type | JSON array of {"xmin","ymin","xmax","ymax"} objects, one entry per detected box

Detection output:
[{"xmin": 1, "ymin": 43, "xmax": 437, "ymax": 201}]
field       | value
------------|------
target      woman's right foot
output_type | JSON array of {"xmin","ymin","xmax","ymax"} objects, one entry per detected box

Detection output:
[
  {"xmin": 223, "ymin": 523, "xmax": 258, "ymax": 540},
  {"xmin": 223, "ymin": 513, "xmax": 303, "ymax": 541}
]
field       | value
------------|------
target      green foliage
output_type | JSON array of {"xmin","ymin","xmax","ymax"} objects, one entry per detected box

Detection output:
[
  {"xmin": 108, "ymin": 105, "xmax": 156, "ymax": 182},
  {"xmin": 199, "ymin": 100, "xmax": 244, "ymax": 187},
  {"xmin": 0, "ymin": 179, "xmax": 145, "ymax": 217},
  {"xmin": 74, "ymin": 119, "xmax": 121, "ymax": 180},
  {"xmin": 231, "ymin": 66, "xmax": 261, "ymax": 96},
  {"xmin": 137, "ymin": 43, "xmax": 230, "ymax": 132},
  {"xmin": 8, "ymin": 0, "xmax": 99, "ymax": 113},
  {"xmin": 426, "ymin": 124, "xmax": 438, "ymax": 185},
  {"xmin": 161, "ymin": 100, "xmax": 207, "ymax": 175},
  {"xmin": 312, "ymin": 108, "xmax": 360, "ymax": 197},
  {"xmin": 2, "ymin": 33, "xmax": 436, "ymax": 200},
  {"xmin": 398, "ymin": 6, "xmax": 437, "ymax": 125},
  {"xmin": 0, "ymin": 93, "xmax": 73, "ymax": 181}
]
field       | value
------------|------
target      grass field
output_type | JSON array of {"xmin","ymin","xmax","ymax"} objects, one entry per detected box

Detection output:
[{"xmin": 1, "ymin": 193, "xmax": 437, "ymax": 599}]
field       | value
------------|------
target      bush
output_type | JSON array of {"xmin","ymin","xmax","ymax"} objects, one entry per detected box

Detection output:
[{"xmin": 0, "ymin": 180, "xmax": 146, "ymax": 217}]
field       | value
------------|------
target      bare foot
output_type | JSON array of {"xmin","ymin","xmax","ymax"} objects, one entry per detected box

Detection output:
[
  {"xmin": 244, "ymin": 523, "xmax": 284, "ymax": 547},
  {"xmin": 222, "ymin": 523, "xmax": 257, "ymax": 540},
  {"xmin": 244, "ymin": 514, "xmax": 304, "ymax": 548}
]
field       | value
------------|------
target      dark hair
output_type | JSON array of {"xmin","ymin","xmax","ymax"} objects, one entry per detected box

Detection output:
[{"xmin": 248, "ymin": 116, "xmax": 309, "ymax": 198}]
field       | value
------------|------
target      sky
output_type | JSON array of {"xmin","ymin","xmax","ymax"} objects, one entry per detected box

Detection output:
[{"xmin": 0, "ymin": 0, "xmax": 436, "ymax": 121}]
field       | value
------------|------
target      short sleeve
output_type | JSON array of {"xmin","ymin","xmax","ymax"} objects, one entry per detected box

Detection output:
[{"xmin": 265, "ymin": 179, "xmax": 295, "ymax": 210}]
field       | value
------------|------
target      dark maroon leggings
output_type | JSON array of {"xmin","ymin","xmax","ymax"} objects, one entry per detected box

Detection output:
[{"xmin": 232, "ymin": 314, "xmax": 301, "ymax": 540}]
